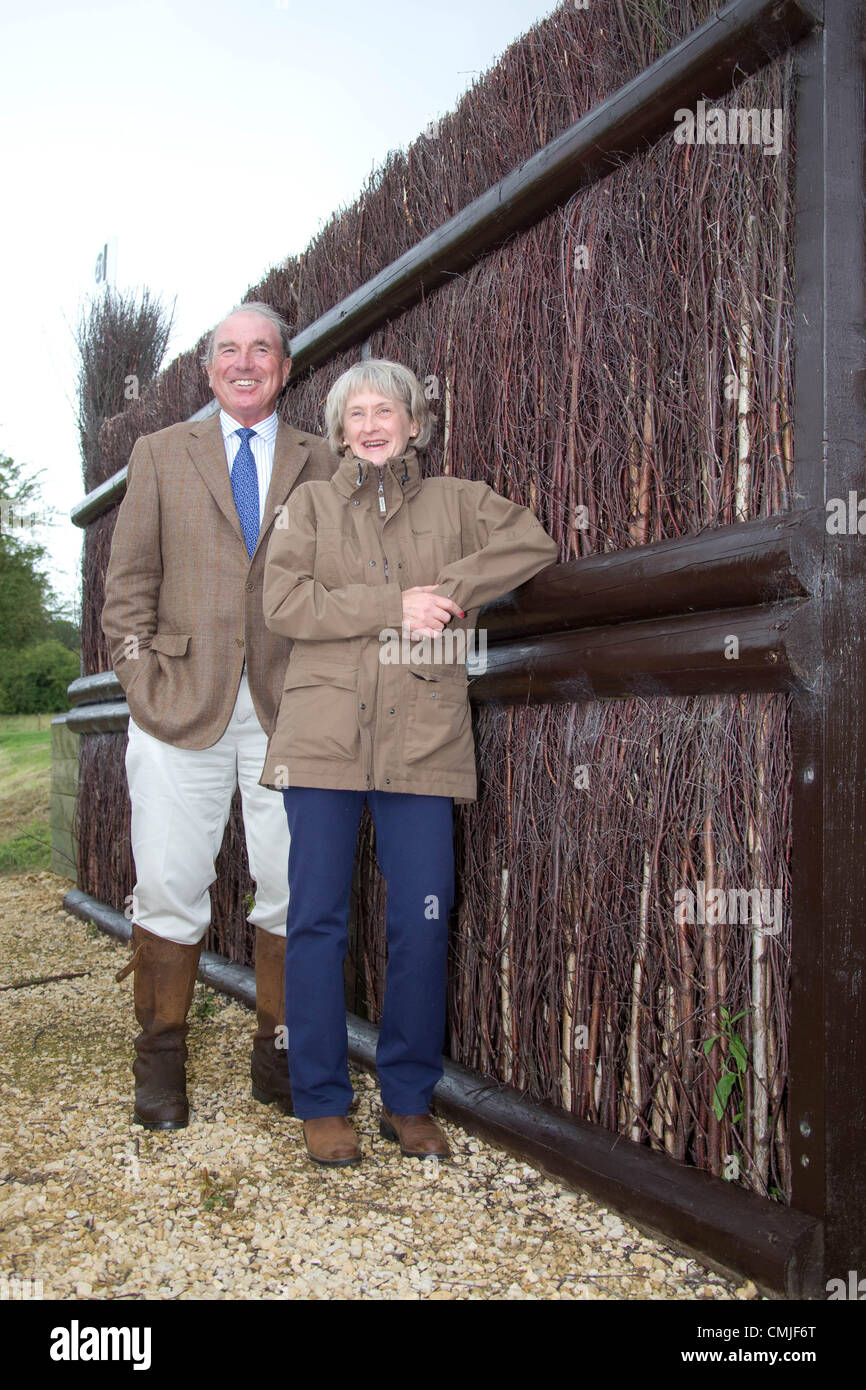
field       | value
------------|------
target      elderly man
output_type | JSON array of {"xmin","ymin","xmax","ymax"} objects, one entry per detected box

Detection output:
[{"xmin": 102, "ymin": 301, "xmax": 336, "ymax": 1129}]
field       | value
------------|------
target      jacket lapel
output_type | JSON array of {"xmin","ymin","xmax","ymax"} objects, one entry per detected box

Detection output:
[
  {"xmin": 187, "ymin": 413, "xmax": 246, "ymax": 547},
  {"xmin": 253, "ymin": 423, "xmax": 310, "ymax": 560}
]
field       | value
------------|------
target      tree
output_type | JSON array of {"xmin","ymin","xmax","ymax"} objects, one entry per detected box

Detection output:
[
  {"xmin": 0, "ymin": 640, "xmax": 80, "ymax": 715},
  {"xmin": 0, "ymin": 452, "xmax": 79, "ymax": 676},
  {"xmin": 0, "ymin": 453, "xmax": 55, "ymax": 650}
]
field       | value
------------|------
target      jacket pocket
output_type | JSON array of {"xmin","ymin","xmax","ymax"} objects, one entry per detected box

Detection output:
[
  {"xmin": 280, "ymin": 664, "xmax": 360, "ymax": 761},
  {"xmin": 150, "ymin": 633, "xmax": 191, "ymax": 656},
  {"xmin": 403, "ymin": 668, "xmax": 470, "ymax": 768},
  {"xmin": 409, "ymin": 529, "xmax": 461, "ymax": 583},
  {"xmin": 315, "ymin": 528, "xmax": 361, "ymax": 588}
]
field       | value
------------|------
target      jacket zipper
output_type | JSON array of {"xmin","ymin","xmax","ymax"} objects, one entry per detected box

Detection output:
[{"xmin": 378, "ymin": 470, "xmax": 390, "ymax": 580}]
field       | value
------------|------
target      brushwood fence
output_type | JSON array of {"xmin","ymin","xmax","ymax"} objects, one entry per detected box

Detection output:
[{"xmin": 62, "ymin": 0, "xmax": 865, "ymax": 1296}]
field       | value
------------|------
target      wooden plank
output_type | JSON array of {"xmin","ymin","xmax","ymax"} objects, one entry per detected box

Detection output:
[
  {"xmin": 788, "ymin": 5, "xmax": 827, "ymax": 1236},
  {"xmin": 790, "ymin": 0, "xmax": 866, "ymax": 1284},
  {"xmin": 67, "ymin": 671, "xmax": 124, "ymax": 707},
  {"xmin": 70, "ymin": 401, "xmax": 218, "ymax": 528},
  {"xmin": 480, "ymin": 512, "xmax": 818, "ymax": 642},
  {"xmin": 470, "ymin": 601, "xmax": 817, "ymax": 703},
  {"xmin": 66, "ymin": 703, "xmax": 130, "ymax": 735},
  {"xmin": 288, "ymin": 0, "xmax": 819, "ymax": 376}
]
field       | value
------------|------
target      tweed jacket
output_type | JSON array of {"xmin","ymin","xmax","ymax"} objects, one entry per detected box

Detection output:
[
  {"xmin": 101, "ymin": 412, "xmax": 338, "ymax": 749},
  {"xmin": 259, "ymin": 447, "xmax": 558, "ymax": 802}
]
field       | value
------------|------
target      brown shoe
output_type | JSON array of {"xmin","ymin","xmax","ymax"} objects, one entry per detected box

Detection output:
[
  {"xmin": 380, "ymin": 1107, "xmax": 451, "ymax": 1158},
  {"xmin": 250, "ymin": 927, "xmax": 293, "ymax": 1114},
  {"xmin": 116, "ymin": 924, "xmax": 202, "ymax": 1130},
  {"xmin": 303, "ymin": 1116, "xmax": 362, "ymax": 1167}
]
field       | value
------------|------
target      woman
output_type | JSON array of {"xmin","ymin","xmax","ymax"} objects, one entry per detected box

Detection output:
[{"xmin": 261, "ymin": 360, "xmax": 558, "ymax": 1166}]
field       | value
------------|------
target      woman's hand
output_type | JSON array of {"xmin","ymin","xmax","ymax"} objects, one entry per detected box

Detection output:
[{"xmin": 401, "ymin": 584, "xmax": 464, "ymax": 639}]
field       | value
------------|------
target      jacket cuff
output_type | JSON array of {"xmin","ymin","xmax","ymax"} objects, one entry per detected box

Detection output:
[{"xmin": 382, "ymin": 584, "xmax": 405, "ymax": 632}]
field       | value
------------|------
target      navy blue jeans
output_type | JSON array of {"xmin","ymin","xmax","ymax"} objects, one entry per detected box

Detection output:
[{"xmin": 282, "ymin": 787, "xmax": 455, "ymax": 1118}]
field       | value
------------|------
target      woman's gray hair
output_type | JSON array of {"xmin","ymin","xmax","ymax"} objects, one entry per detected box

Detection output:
[
  {"xmin": 325, "ymin": 359, "xmax": 433, "ymax": 453},
  {"xmin": 202, "ymin": 301, "xmax": 292, "ymax": 365}
]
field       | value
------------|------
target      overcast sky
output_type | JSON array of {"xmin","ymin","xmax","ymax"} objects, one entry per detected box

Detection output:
[{"xmin": 0, "ymin": 0, "xmax": 556, "ymax": 611}]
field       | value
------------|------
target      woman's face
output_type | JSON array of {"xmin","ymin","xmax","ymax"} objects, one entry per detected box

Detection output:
[{"xmin": 342, "ymin": 389, "xmax": 417, "ymax": 465}]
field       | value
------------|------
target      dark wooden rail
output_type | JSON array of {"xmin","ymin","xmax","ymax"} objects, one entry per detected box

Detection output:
[
  {"xmin": 472, "ymin": 600, "xmax": 817, "ymax": 703},
  {"xmin": 288, "ymin": 0, "xmax": 819, "ymax": 375},
  {"xmin": 481, "ymin": 512, "xmax": 818, "ymax": 641}
]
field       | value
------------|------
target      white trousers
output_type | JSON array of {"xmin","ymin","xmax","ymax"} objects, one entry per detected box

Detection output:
[{"xmin": 125, "ymin": 671, "xmax": 289, "ymax": 946}]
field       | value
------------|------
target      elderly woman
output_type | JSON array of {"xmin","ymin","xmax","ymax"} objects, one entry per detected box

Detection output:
[{"xmin": 260, "ymin": 360, "xmax": 557, "ymax": 1166}]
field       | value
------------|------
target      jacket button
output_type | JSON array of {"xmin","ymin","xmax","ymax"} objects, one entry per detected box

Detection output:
[
  {"xmin": 431, "ymin": 690, "xmax": 437, "ymax": 698},
  {"xmin": 385, "ymin": 778, "xmax": 391, "ymax": 785},
  {"xmin": 388, "ymin": 708, "xmax": 395, "ymax": 715},
  {"xmin": 369, "ymin": 560, "xmax": 376, "ymax": 566},
  {"xmin": 353, "ymin": 499, "xmax": 361, "ymax": 506},
  {"xmin": 246, "ymin": 581, "xmax": 254, "ymax": 592},
  {"xmin": 397, "ymin": 562, "xmax": 403, "ymax": 569},
  {"xmin": 236, "ymin": 638, "xmax": 244, "ymax": 648},
  {"xmin": 360, "ymin": 702, "xmax": 366, "ymax": 710}
]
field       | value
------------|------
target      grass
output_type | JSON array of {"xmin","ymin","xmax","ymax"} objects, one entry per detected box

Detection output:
[{"xmin": 0, "ymin": 713, "xmax": 57, "ymax": 874}]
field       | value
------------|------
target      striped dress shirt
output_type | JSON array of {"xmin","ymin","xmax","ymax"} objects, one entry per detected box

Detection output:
[{"xmin": 219, "ymin": 409, "xmax": 279, "ymax": 527}]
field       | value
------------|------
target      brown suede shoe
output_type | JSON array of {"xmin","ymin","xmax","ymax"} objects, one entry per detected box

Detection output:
[
  {"xmin": 250, "ymin": 927, "xmax": 293, "ymax": 1114},
  {"xmin": 303, "ymin": 1116, "xmax": 362, "ymax": 1167},
  {"xmin": 379, "ymin": 1107, "xmax": 451, "ymax": 1159}
]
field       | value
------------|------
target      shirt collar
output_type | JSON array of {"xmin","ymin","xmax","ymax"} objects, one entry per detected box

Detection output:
[{"xmin": 219, "ymin": 410, "xmax": 279, "ymax": 446}]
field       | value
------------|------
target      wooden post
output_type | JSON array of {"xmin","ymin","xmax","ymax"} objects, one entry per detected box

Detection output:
[{"xmin": 790, "ymin": 0, "xmax": 866, "ymax": 1285}]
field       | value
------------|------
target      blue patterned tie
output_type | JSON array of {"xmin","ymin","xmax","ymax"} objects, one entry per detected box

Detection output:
[{"xmin": 231, "ymin": 427, "xmax": 260, "ymax": 558}]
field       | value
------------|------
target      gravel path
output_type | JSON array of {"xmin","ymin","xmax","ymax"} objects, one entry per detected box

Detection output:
[{"xmin": 0, "ymin": 872, "xmax": 758, "ymax": 1301}]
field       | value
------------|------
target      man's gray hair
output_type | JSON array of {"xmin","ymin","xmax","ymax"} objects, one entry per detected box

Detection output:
[
  {"xmin": 325, "ymin": 359, "xmax": 433, "ymax": 453},
  {"xmin": 203, "ymin": 301, "xmax": 293, "ymax": 365}
]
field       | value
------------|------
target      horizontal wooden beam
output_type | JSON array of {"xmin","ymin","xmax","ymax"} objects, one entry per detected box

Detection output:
[
  {"xmin": 62, "ymin": 890, "xmax": 254, "ymax": 1001},
  {"xmin": 65, "ymin": 702, "xmax": 130, "ymax": 734},
  {"xmin": 480, "ymin": 512, "xmax": 819, "ymax": 642},
  {"xmin": 71, "ymin": 468, "xmax": 128, "ymax": 529},
  {"xmin": 67, "ymin": 671, "xmax": 124, "ymax": 706},
  {"xmin": 67, "ymin": 594, "xmax": 818, "ymax": 729},
  {"xmin": 470, "ymin": 600, "xmax": 818, "ymax": 703},
  {"xmin": 70, "ymin": 400, "xmax": 218, "ymax": 528},
  {"xmin": 427, "ymin": 1054, "xmax": 822, "ymax": 1298},
  {"xmin": 288, "ymin": 0, "xmax": 818, "ymax": 376}
]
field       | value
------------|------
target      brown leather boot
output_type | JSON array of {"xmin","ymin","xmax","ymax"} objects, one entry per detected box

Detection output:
[
  {"xmin": 303, "ymin": 1116, "xmax": 362, "ymax": 1167},
  {"xmin": 116, "ymin": 924, "xmax": 202, "ymax": 1130},
  {"xmin": 380, "ymin": 1107, "xmax": 451, "ymax": 1158},
  {"xmin": 250, "ymin": 927, "xmax": 293, "ymax": 1114}
]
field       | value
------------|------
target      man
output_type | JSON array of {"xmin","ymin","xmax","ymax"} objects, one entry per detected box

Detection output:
[{"xmin": 102, "ymin": 301, "xmax": 336, "ymax": 1129}]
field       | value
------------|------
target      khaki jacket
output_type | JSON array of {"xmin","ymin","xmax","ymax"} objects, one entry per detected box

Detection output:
[
  {"xmin": 101, "ymin": 413, "xmax": 337, "ymax": 748},
  {"xmin": 260, "ymin": 447, "xmax": 558, "ymax": 802}
]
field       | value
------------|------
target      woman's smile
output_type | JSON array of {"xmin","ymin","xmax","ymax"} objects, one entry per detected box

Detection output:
[{"xmin": 342, "ymin": 388, "xmax": 417, "ymax": 463}]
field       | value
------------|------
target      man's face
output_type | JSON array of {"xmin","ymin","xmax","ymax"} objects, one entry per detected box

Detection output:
[{"xmin": 206, "ymin": 311, "xmax": 291, "ymax": 425}]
